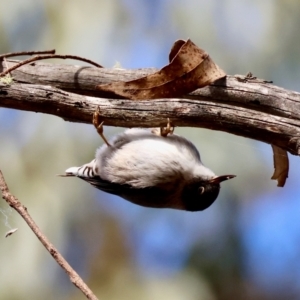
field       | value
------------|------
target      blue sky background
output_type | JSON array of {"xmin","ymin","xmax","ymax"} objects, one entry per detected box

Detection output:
[{"xmin": 1, "ymin": 1, "xmax": 300, "ymax": 299}]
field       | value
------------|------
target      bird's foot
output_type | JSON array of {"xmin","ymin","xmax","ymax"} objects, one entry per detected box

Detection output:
[
  {"xmin": 160, "ymin": 118, "xmax": 174, "ymax": 137},
  {"xmin": 93, "ymin": 107, "xmax": 111, "ymax": 146}
]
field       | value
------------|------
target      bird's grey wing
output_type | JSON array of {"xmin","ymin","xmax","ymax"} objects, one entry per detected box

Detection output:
[
  {"xmin": 80, "ymin": 175, "xmax": 127, "ymax": 195},
  {"xmin": 78, "ymin": 175, "xmax": 172, "ymax": 208}
]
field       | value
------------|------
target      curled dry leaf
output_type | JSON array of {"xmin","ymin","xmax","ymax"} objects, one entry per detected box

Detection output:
[
  {"xmin": 96, "ymin": 39, "xmax": 226, "ymax": 100},
  {"xmin": 271, "ymin": 145, "xmax": 289, "ymax": 187}
]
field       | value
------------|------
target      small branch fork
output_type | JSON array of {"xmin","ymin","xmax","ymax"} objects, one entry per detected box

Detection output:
[
  {"xmin": 0, "ymin": 50, "xmax": 56, "ymax": 59},
  {"xmin": 0, "ymin": 170, "xmax": 98, "ymax": 300},
  {"xmin": 0, "ymin": 50, "xmax": 102, "ymax": 77}
]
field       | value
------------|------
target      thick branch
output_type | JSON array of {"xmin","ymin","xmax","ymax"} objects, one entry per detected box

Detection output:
[{"xmin": 1, "ymin": 60, "xmax": 300, "ymax": 155}]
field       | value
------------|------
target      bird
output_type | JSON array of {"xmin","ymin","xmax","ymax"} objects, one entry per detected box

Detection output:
[{"xmin": 61, "ymin": 109, "xmax": 235, "ymax": 211}]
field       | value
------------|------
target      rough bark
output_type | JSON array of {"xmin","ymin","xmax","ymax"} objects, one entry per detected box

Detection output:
[{"xmin": 1, "ymin": 60, "xmax": 300, "ymax": 155}]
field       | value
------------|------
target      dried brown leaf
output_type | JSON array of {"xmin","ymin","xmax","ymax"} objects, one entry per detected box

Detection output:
[
  {"xmin": 96, "ymin": 39, "xmax": 226, "ymax": 100},
  {"xmin": 271, "ymin": 145, "xmax": 289, "ymax": 187}
]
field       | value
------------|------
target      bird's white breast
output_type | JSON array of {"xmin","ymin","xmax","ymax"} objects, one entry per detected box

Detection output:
[{"xmin": 95, "ymin": 131, "xmax": 215, "ymax": 189}]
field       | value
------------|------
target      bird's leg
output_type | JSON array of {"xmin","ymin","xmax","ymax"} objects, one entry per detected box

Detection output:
[
  {"xmin": 160, "ymin": 118, "xmax": 174, "ymax": 137},
  {"xmin": 93, "ymin": 107, "xmax": 111, "ymax": 146}
]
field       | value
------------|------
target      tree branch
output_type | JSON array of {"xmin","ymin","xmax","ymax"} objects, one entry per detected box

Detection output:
[
  {"xmin": 1, "ymin": 60, "xmax": 300, "ymax": 155},
  {"xmin": 0, "ymin": 170, "xmax": 98, "ymax": 300}
]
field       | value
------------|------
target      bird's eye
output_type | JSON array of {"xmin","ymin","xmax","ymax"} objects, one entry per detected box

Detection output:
[{"xmin": 198, "ymin": 186, "xmax": 205, "ymax": 195}]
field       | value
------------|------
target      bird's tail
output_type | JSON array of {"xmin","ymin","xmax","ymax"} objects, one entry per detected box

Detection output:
[{"xmin": 57, "ymin": 160, "xmax": 96, "ymax": 178}]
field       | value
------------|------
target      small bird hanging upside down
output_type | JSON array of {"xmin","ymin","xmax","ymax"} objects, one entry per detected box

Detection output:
[{"xmin": 61, "ymin": 108, "xmax": 235, "ymax": 211}]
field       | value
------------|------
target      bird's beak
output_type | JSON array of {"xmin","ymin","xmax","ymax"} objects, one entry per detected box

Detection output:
[{"xmin": 208, "ymin": 175, "xmax": 236, "ymax": 184}]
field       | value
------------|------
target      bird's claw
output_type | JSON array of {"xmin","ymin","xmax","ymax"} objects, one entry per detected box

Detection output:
[
  {"xmin": 160, "ymin": 118, "xmax": 174, "ymax": 137},
  {"xmin": 93, "ymin": 107, "xmax": 111, "ymax": 146}
]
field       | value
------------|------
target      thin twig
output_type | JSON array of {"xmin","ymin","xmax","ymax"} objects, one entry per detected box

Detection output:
[
  {"xmin": 0, "ymin": 170, "xmax": 98, "ymax": 300},
  {"xmin": 0, "ymin": 54, "xmax": 102, "ymax": 77},
  {"xmin": 2, "ymin": 58, "xmax": 10, "ymax": 77},
  {"xmin": 0, "ymin": 50, "xmax": 56, "ymax": 59}
]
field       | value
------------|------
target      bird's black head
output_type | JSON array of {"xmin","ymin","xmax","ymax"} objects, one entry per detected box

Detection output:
[{"xmin": 181, "ymin": 175, "xmax": 235, "ymax": 212}]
